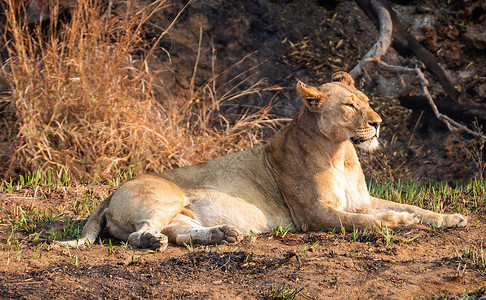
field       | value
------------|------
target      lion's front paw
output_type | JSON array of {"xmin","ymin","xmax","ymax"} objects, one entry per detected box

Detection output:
[
  {"xmin": 376, "ymin": 211, "xmax": 419, "ymax": 228},
  {"xmin": 442, "ymin": 213, "xmax": 468, "ymax": 227},
  {"xmin": 422, "ymin": 213, "xmax": 468, "ymax": 228}
]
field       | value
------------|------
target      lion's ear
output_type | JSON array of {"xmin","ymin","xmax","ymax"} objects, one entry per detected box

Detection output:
[
  {"xmin": 296, "ymin": 79, "xmax": 327, "ymax": 112},
  {"xmin": 331, "ymin": 71, "xmax": 355, "ymax": 87}
]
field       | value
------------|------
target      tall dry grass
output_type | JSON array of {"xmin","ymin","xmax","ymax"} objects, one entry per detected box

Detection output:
[{"xmin": 1, "ymin": 0, "xmax": 280, "ymax": 180}]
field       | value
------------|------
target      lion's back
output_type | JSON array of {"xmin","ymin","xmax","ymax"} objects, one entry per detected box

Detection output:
[{"xmin": 157, "ymin": 146, "xmax": 272, "ymax": 192}]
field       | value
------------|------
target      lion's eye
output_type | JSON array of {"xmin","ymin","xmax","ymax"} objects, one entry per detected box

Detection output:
[{"xmin": 344, "ymin": 103, "xmax": 356, "ymax": 111}]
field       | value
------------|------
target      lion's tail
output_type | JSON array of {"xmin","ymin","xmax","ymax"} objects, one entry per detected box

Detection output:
[{"xmin": 54, "ymin": 194, "xmax": 112, "ymax": 248}]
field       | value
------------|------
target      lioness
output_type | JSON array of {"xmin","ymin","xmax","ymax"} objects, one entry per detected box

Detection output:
[{"xmin": 59, "ymin": 72, "xmax": 467, "ymax": 251}]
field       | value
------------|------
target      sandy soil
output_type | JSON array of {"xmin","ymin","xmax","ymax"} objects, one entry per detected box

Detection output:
[{"xmin": 0, "ymin": 184, "xmax": 485, "ymax": 299}]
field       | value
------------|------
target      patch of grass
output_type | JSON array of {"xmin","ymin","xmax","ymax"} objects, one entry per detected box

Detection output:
[
  {"xmin": 272, "ymin": 224, "xmax": 292, "ymax": 238},
  {"xmin": 265, "ymin": 286, "xmax": 307, "ymax": 300},
  {"xmin": 298, "ymin": 241, "xmax": 319, "ymax": 254},
  {"xmin": 6, "ymin": 200, "xmax": 83, "ymax": 257},
  {"xmin": 1, "ymin": 168, "xmax": 73, "ymax": 192},
  {"xmin": 183, "ymin": 235, "xmax": 195, "ymax": 252},
  {"xmin": 57, "ymin": 217, "xmax": 82, "ymax": 240},
  {"xmin": 0, "ymin": 178, "xmax": 15, "ymax": 193},
  {"xmin": 453, "ymin": 245, "xmax": 486, "ymax": 274},
  {"xmin": 25, "ymin": 211, "xmax": 81, "ymax": 242},
  {"xmin": 12, "ymin": 206, "xmax": 38, "ymax": 232},
  {"xmin": 130, "ymin": 250, "xmax": 139, "ymax": 264},
  {"xmin": 72, "ymin": 253, "xmax": 79, "ymax": 267},
  {"xmin": 369, "ymin": 178, "xmax": 485, "ymax": 215},
  {"xmin": 214, "ymin": 244, "xmax": 227, "ymax": 253},
  {"xmin": 107, "ymin": 239, "xmax": 114, "ymax": 255},
  {"xmin": 249, "ymin": 230, "xmax": 258, "ymax": 242},
  {"xmin": 11, "ymin": 204, "xmax": 67, "ymax": 233},
  {"xmin": 120, "ymin": 241, "xmax": 132, "ymax": 250},
  {"xmin": 379, "ymin": 225, "xmax": 394, "ymax": 246},
  {"xmin": 7, "ymin": 229, "xmax": 22, "ymax": 248},
  {"xmin": 6, "ymin": 228, "xmax": 25, "ymax": 261},
  {"xmin": 107, "ymin": 164, "xmax": 135, "ymax": 187},
  {"xmin": 73, "ymin": 191, "xmax": 99, "ymax": 217},
  {"xmin": 62, "ymin": 247, "xmax": 80, "ymax": 267},
  {"xmin": 31, "ymin": 243, "xmax": 44, "ymax": 260},
  {"xmin": 338, "ymin": 215, "xmax": 346, "ymax": 235},
  {"xmin": 351, "ymin": 225, "xmax": 358, "ymax": 242},
  {"xmin": 407, "ymin": 234, "xmax": 421, "ymax": 243},
  {"xmin": 423, "ymin": 286, "xmax": 486, "ymax": 300}
]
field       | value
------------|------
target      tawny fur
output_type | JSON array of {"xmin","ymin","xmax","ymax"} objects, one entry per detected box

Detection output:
[{"xmin": 57, "ymin": 72, "xmax": 467, "ymax": 250}]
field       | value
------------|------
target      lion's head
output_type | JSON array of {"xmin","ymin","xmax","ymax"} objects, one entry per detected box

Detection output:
[{"xmin": 296, "ymin": 72, "xmax": 382, "ymax": 151}]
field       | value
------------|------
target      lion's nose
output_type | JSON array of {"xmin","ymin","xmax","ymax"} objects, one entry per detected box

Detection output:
[
  {"xmin": 369, "ymin": 120, "xmax": 381, "ymax": 138},
  {"xmin": 369, "ymin": 121, "xmax": 381, "ymax": 129}
]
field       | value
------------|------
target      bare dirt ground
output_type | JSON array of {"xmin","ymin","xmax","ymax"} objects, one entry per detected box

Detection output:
[
  {"xmin": 1, "ymin": 0, "xmax": 486, "ymax": 298},
  {"xmin": 0, "ymin": 184, "xmax": 485, "ymax": 299}
]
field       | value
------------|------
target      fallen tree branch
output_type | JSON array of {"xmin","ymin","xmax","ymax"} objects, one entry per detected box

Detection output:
[
  {"xmin": 369, "ymin": 58, "xmax": 481, "ymax": 137},
  {"xmin": 354, "ymin": 0, "xmax": 458, "ymax": 101},
  {"xmin": 351, "ymin": 0, "xmax": 483, "ymax": 138},
  {"xmin": 349, "ymin": 0, "xmax": 392, "ymax": 79},
  {"xmin": 399, "ymin": 96, "xmax": 486, "ymax": 128}
]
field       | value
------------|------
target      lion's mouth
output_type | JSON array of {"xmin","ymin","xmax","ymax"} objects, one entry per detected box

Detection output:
[
  {"xmin": 350, "ymin": 137, "xmax": 366, "ymax": 145},
  {"xmin": 351, "ymin": 136, "xmax": 380, "ymax": 151},
  {"xmin": 351, "ymin": 129, "xmax": 380, "ymax": 151},
  {"xmin": 351, "ymin": 135, "xmax": 379, "ymax": 144},
  {"xmin": 351, "ymin": 126, "xmax": 380, "ymax": 145}
]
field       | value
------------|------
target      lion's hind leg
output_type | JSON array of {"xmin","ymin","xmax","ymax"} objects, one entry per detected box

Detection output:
[
  {"xmin": 106, "ymin": 174, "xmax": 189, "ymax": 250},
  {"xmin": 127, "ymin": 226, "xmax": 169, "ymax": 251},
  {"xmin": 162, "ymin": 214, "xmax": 239, "ymax": 246},
  {"xmin": 106, "ymin": 219, "xmax": 169, "ymax": 251}
]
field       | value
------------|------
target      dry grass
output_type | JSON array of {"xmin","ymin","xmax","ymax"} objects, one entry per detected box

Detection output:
[{"xmin": 1, "ymin": 0, "xmax": 280, "ymax": 180}]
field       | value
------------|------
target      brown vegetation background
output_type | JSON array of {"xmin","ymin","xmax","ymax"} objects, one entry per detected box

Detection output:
[
  {"xmin": 0, "ymin": 0, "xmax": 484, "ymax": 182},
  {"xmin": 1, "ymin": 0, "xmax": 281, "ymax": 181}
]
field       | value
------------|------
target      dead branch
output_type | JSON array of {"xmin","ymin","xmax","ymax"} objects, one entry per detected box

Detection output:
[
  {"xmin": 349, "ymin": 0, "xmax": 392, "ymax": 79},
  {"xmin": 354, "ymin": 0, "xmax": 458, "ymax": 101},
  {"xmin": 369, "ymin": 58, "xmax": 481, "ymax": 137},
  {"xmin": 352, "ymin": 0, "xmax": 483, "ymax": 138},
  {"xmin": 399, "ymin": 96, "xmax": 486, "ymax": 128}
]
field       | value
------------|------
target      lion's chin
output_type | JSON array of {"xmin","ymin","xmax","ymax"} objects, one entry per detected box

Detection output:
[{"xmin": 356, "ymin": 137, "xmax": 380, "ymax": 152}]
